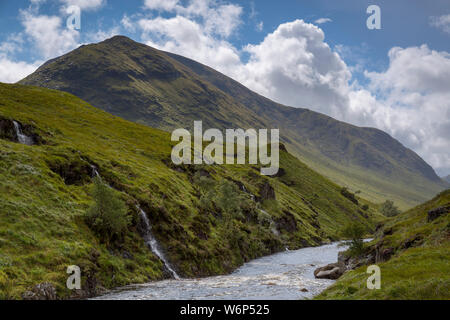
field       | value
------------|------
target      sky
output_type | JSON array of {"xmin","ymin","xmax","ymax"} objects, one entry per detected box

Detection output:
[{"xmin": 0, "ymin": 0, "xmax": 449, "ymax": 176}]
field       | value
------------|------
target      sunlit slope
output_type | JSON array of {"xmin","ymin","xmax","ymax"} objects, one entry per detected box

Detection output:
[
  {"xmin": 0, "ymin": 83, "xmax": 376, "ymax": 298},
  {"xmin": 317, "ymin": 189, "xmax": 450, "ymax": 300}
]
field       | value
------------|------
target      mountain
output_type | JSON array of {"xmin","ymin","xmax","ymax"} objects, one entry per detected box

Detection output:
[
  {"xmin": 0, "ymin": 82, "xmax": 377, "ymax": 298},
  {"xmin": 19, "ymin": 35, "xmax": 448, "ymax": 209},
  {"xmin": 443, "ymin": 175, "xmax": 450, "ymax": 184},
  {"xmin": 318, "ymin": 189, "xmax": 450, "ymax": 300}
]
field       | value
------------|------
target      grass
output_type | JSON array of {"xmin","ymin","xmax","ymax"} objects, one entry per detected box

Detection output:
[
  {"xmin": 316, "ymin": 189, "xmax": 450, "ymax": 300},
  {"xmin": 0, "ymin": 83, "xmax": 378, "ymax": 299}
]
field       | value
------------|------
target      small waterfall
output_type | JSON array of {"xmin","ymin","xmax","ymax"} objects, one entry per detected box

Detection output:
[
  {"xmin": 240, "ymin": 184, "xmax": 255, "ymax": 202},
  {"xmin": 138, "ymin": 207, "xmax": 180, "ymax": 279},
  {"xmin": 87, "ymin": 163, "xmax": 179, "ymax": 279},
  {"xmin": 13, "ymin": 121, "xmax": 33, "ymax": 145},
  {"xmin": 90, "ymin": 165, "xmax": 100, "ymax": 178}
]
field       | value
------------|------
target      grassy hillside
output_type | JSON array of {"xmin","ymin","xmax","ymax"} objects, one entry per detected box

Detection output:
[
  {"xmin": 316, "ymin": 189, "xmax": 450, "ymax": 300},
  {"xmin": 0, "ymin": 83, "xmax": 377, "ymax": 299},
  {"xmin": 18, "ymin": 35, "xmax": 446, "ymax": 209}
]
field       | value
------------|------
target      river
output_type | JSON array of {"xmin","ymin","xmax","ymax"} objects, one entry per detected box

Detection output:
[{"xmin": 94, "ymin": 242, "xmax": 347, "ymax": 300}]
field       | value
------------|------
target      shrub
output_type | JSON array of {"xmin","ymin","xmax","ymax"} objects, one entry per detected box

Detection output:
[
  {"xmin": 380, "ymin": 200, "xmax": 401, "ymax": 217},
  {"xmin": 215, "ymin": 180, "xmax": 243, "ymax": 219},
  {"xmin": 361, "ymin": 204, "xmax": 369, "ymax": 211},
  {"xmin": 85, "ymin": 177, "xmax": 130, "ymax": 243},
  {"xmin": 342, "ymin": 222, "xmax": 366, "ymax": 257}
]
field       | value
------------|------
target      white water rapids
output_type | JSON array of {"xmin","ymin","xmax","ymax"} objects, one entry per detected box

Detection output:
[{"xmin": 94, "ymin": 242, "xmax": 347, "ymax": 300}]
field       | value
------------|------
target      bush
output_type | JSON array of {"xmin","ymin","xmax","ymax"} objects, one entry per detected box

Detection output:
[
  {"xmin": 380, "ymin": 200, "xmax": 401, "ymax": 217},
  {"xmin": 361, "ymin": 204, "xmax": 369, "ymax": 211},
  {"xmin": 342, "ymin": 222, "xmax": 365, "ymax": 257},
  {"xmin": 85, "ymin": 177, "xmax": 130, "ymax": 243}
]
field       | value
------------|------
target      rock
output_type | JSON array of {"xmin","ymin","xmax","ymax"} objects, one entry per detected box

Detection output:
[
  {"xmin": 300, "ymin": 288, "xmax": 308, "ymax": 292},
  {"xmin": 402, "ymin": 235, "xmax": 422, "ymax": 249},
  {"xmin": 258, "ymin": 181, "xmax": 276, "ymax": 202},
  {"xmin": 427, "ymin": 206, "xmax": 449, "ymax": 222},
  {"xmin": 275, "ymin": 210, "xmax": 298, "ymax": 233},
  {"xmin": 22, "ymin": 282, "xmax": 57, "ymax": 300},
  {"xmin": 314, "ymin": 262, "xmax": 346, "ymax": 280}
]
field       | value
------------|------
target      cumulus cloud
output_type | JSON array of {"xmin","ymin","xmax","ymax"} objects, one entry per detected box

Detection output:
[
  {"xmin": 0, "ymin": 57, "xmax": 41, "ymax": 83},
  {"xmin": 314, "ymin": 18, "xmax": 332, "ymax": 24},
  {"xmin": 430, "ymin": 14, "xmax": 450, "ymax": 34},
  {"xmin": 20, "ymin": 8, "xmax": 80, "ymax": 59},
  {"xmin": 351, "ymin": 45, "xmax": 450, "ymax": 174},
  {"xmin": 234, "ymin": 20, "xmax": 351, "ymax": 118}
]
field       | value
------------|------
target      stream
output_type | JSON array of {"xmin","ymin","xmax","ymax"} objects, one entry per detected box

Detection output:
[{"xmin": 94, "ymin": 242, "xmax": 347, "ymax": 300}]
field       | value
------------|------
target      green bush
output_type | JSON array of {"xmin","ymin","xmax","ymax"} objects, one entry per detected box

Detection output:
[
  {"xmin": 380, "ymin": 200, "xmax": 401, "ymax": 217},
  {"xmin": 342, "ymin": 222, "xmax": 365, "ymax": 257},
  {"xmin": 361, "ymin": 204, "xmax": 369, "ymax": 211},
  {"xmin": 85, "ymin": 177, "xmax": 130, "ymax": 243}
]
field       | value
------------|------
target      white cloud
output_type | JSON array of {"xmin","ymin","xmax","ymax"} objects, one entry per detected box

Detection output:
[
  {"xmin": 256, "ymin": 21, "xmax": 263, "ymax": 32},
  {"xmin": 314, "ymin": 18, "xmax": 332, "ymax": 25},
  {"xmin": 233, "ymin": 20, "xmax": 351, "ymax": 118},
  {"xmin": 430, "ymin": 14, "xmax": 450, "ymax": 34},
  {"xmin": 142, "ymin": 0, "xmax": 242, "ymax": 38},
  {"xmin": 59, "ymin": 0, "xmax": 106, "ymax": 11},
  {"xmin": 352, "ymin": 45, "xmax": 450, "ymax": 173},
  {"xmin": 0, "ymin": 56, "xmax": 41, "ymax": 83},
  {"xmin": 143, "ymin": 0, "xmax": 179, "ymax": 11},
  {"xmin": 20, "ymin": 9, "xmax": 80, "ymax": 59}
]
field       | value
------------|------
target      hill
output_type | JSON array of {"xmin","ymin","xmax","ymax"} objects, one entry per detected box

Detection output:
[
  {"xmin": 18, "ymin": 36, "xmax": 448, "ymax": 209},
  {"xmin": 317, "ymin": 189, "xmax": 450, "ymax": 299},
  {"xmin": 0, "ymin": 83, "xmax": 376, "ymax": 299}
]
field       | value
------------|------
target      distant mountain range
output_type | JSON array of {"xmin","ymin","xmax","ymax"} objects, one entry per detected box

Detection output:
[
  {"xmin": 443, "ymin": 175, "xmax": 450, "ymax": 184},
  {"xmin": 19, "ymin": 35, "xmax": 449, "ymax": 208}
]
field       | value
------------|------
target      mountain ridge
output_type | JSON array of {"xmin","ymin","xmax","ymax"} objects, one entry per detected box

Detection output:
[{"xmin": 19, "ymin": 35, "xmax": 448, "ymax": 208}]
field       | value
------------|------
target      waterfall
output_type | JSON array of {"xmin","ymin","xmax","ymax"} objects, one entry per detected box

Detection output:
[
  {"xmin": 90, "ymin": 165, "xmax": 100, "ymax": 178},
  {"xmin": 240, "ymin": 184, "xmax": 255, "ymax": 201},
  {"xmin": 13, "ymin": 121, "xmax": 33, "ymax": 145},
  {"xmin": 137, "ymin": 207, "xmax": 180, "ymax": 279},
  {"xmin": 88, "ymin": 166, "xmax": 178, "ymax": 278}
]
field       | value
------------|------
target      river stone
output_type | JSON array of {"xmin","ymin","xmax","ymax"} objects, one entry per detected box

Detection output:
[{"xmin": 314, "ymin": 262, "xmax": 346, "ymax": 280}]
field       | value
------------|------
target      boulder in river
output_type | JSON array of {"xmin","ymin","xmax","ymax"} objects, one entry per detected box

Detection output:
[{"xmin": 314, "ymin": 262, "xmax": 346, "ymax": 280}]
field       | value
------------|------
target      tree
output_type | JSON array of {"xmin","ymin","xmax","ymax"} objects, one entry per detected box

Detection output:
[
  {"xmin": 342, "ymin": 222, "xmax": 366, "ymax": 257},
  {"xmin": 380, "ymin": 200, "xmax": 401, "ymax": 217},
  {"xmin": 85, "ymin": 177, "xmax": 130, "ymax": 243}
]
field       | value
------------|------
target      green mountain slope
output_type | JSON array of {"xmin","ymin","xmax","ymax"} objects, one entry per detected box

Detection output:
[
  {"xmin": 317, "ymin": 189, "xmax": 450, "ymax": 300},
  {"xmin": 19, "ymin": 36, "xmax": 448, "ymax": 209},
  {"xmin": 0, "ymin": 83, "xmax": 376, "ymax": 299}
]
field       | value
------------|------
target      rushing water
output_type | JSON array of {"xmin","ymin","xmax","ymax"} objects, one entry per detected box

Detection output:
[
  {"xmin": 13, "ymin": 121, "xmax": 33, "ymax": 145},
  {"xmin": 94, "ymin": 242, "xmax": 347, "ymax": 300}
]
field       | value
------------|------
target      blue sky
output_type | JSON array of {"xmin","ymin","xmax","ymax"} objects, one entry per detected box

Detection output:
[{"xmin": 0, "ymin": 0, "xmax": 449, "ymax": 175}]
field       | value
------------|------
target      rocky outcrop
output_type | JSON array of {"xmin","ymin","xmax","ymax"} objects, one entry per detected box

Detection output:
[
  {"xmin": 427, "ymin": 205, "xmax": 449, "ymax": 222},
  {"xmin": 314, "ymin": 262, "xmax": 346, "ymax": 280},
  {"xmin": 22, "ymin": 282, "xmax": 57, "ymax": 300},
  {"xmin": 258, "ymin": 181, "xmax": 276, "ymax": 202}
]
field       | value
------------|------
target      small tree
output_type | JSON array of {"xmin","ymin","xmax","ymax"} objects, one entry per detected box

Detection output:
[
  {"xmin": 215, "ymin": 180, "xmax": 243, "ymax": 219},
  {"xmin": 85, "ymin": 177, "xmax": 130, "ymax": 243},
  {"xmin": 342, "ymin": 222, "xmax": 366, "ymax": 257},
  {"xmin": 380, "ymin": 200, "xmax": 401, "ymax": 217}
]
